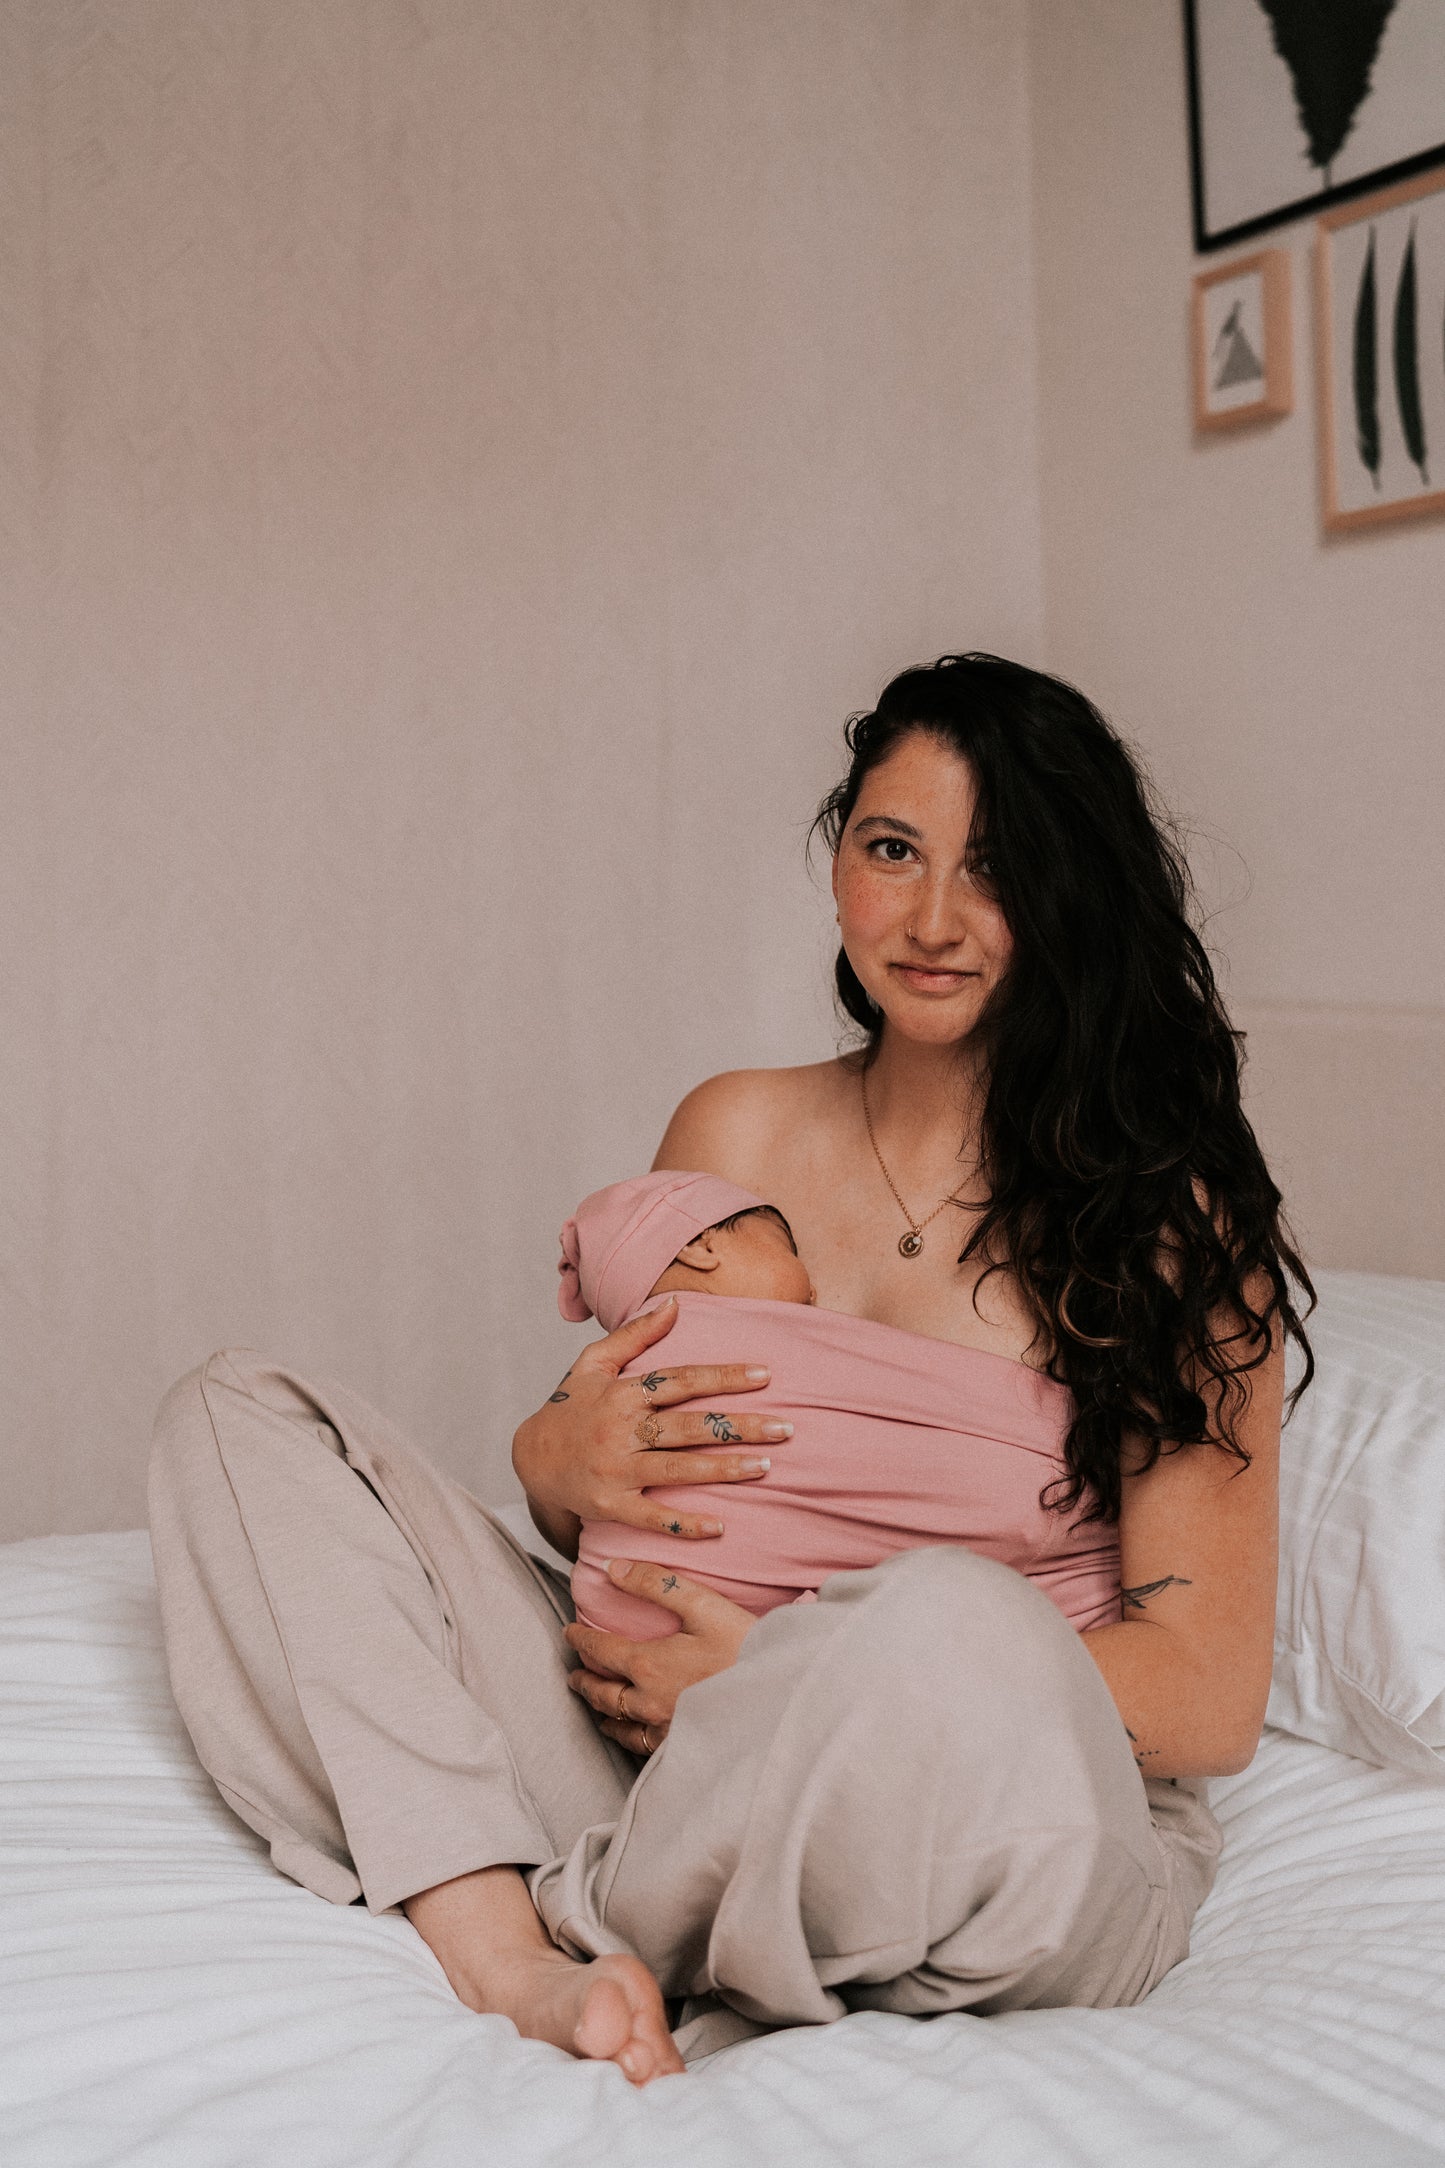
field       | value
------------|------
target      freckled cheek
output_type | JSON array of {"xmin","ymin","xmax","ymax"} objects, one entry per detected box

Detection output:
[
  {"xmin": 980, "ymin": 910, "xmax": 1014, "ymax": 976},
  {"xmin": 835, "ymin": 868, "xmax": 907, "ymax": 945}
]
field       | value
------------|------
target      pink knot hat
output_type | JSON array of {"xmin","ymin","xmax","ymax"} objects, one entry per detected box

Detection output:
[{"xmin": 557, "ymin": 1170, "xmax": 769, "ymax": 1334}]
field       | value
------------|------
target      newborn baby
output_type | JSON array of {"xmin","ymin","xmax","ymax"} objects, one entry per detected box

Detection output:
[{"xmin": 556, "ymin": 1170, "xmax": 1124, "ymax": 1643}]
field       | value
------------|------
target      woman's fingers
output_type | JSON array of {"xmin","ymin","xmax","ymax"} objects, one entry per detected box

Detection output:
[
  {"xmin": 641, "ymin": 1449, "xmax": 777, "ymax": 1487},
  {"xmin": 564, "ymin": 1621, "xmax": 636, "ymax": 1679},
  {"xmin": 598, "ymin": 1719, "xmax": 662, "ymax": 1756},
  {"xmin": 566, "ymin": 1665, "xmax": 664, "ymax": 1729},
  {"xmin": 596, "ymin": 1559, "xmax": 720, "ymax": 1626},
  {"xmin": 577, "ymin": 1296, "xmax": 681, "ymax": 1378},
  {"xmin": 655, "ymin": 1410, "xmax": 793, "ymax": 1449},
  {"xmin": 627, "ymin": 1361, "xmax": 772, "ymax": 1408}
]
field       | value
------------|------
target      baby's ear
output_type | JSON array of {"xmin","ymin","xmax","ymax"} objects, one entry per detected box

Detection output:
[{"xmin": 673, "ymin": 1231, "xmax": 724, "ymax": 1274}]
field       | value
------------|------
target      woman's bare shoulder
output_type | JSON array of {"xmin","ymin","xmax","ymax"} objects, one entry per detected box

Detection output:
[{"xmin": 653, "ymin": 1060, "xmax": 852, "ymax": 1184}]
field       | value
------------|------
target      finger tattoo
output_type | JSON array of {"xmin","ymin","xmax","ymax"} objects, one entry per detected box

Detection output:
[
  {"xmin": 662, "ymin": 1574, "xmax": 678, "ymax": 1593},
  {"xmin": 701, "ymin": 1412, "xmax": 740, "ymax": 1440},
  {"xmin": 667, "ymin": 1520, "xmax": 682, "ymax": 1534},
  {"xmin": 639, "ymin": 1371, "xmax": 668, "ymax": 1395}
]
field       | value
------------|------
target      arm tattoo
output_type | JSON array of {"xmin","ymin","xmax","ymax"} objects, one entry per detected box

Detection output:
[
  {"xmin": 1121, "ymin": 1575, "xmax": 1193, "ymax": 1611},
  {"xmin": 702, "ymin": 1411, "xmax": 740, "ymax": 1441},
  {"xmin": 1125, "ymin": 1725, "xmax": 1159, "ymax": 1769},
  {"xmin": 639, "ymin": 1371, "xmax": 668, "ymax": 1395}
]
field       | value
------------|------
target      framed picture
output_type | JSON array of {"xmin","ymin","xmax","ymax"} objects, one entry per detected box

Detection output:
[
  {"xmin": 1184, "ymin": 0, "xmax": 1445, "ymax": 252},
  {"xmin": 1192, "ymin": 248, "xmax": 1293, "ymax": 429},
  {"xmin": 1316, "ymin": 167, "xmax": 1445, "ymax": 533}
]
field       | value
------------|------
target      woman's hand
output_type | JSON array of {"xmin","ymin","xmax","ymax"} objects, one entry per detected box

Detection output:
[
  {"xmin": 564, "ymin": 1560, "xmax": 758, "ymax": 1754},
  {"xmin": 511, "ymin": 1297, "xmax": 789, "ymax": 1551}
]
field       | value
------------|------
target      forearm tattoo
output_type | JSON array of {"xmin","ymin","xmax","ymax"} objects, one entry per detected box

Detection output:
[
  {"xmin": 701, "ymin": 1411, "xmax": 740, "ymax": 1441},
  {"xmin": 1121, "ymin": 1575, "xmax": 1193, "ymax": 1611}
]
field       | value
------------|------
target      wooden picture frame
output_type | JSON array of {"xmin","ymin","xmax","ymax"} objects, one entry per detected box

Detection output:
[
  {"xmin": 1192, "ymin": 248, "xmax": 1293, "ymax": 432},
  {"xmin": 1316, "ymin": 167, "xmax": 1445, "ymax": 534}
]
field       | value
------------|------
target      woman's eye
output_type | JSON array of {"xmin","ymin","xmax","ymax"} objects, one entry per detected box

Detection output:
[{"xmin": 869, "ymin": 838, "xmax": 914, "ymax": 863}]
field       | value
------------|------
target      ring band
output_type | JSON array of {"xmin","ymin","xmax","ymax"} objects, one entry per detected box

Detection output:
[
  {"xmin": 615, "ymin": 1686, "xmax": 631, "ymax": 1725},
  {"xmin": 639, "ymin": 1725, "xmax": 654, "ymax": 1754}
]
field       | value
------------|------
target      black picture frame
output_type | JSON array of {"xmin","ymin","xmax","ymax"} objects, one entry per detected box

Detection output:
[{"xmin": 1184, "ymin": 0, "xmax": 1445, "ymax": 253}]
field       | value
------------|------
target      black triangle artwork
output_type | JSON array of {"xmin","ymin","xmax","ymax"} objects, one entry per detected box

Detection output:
[
  {"xmin": 1256, "ymin": 0, "xmax": 1400, "ymax": 188},
  {"xmin": 1213, "ymin": 302, "xmax": 1265, "ymax": 391}
]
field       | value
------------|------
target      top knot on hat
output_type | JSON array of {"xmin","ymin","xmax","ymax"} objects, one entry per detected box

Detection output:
[{"xmin": 557, "ymin": 1170, "xmax": 770, "ymax": 1333}]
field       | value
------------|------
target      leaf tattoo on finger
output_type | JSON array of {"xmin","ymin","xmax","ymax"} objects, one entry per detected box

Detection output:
[
  {"xmin": 702, "ymin": 1411, "xmax": 740, "ymax": 1440},
  {"xmin": 639, "ymin": 1372, "xmax": 668, "ymax": 1395}
]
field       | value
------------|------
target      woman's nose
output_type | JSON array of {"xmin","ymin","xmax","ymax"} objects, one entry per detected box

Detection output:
[{"xmin": 905, "ymin": 878, "xmax": 969, "ymax": 950}]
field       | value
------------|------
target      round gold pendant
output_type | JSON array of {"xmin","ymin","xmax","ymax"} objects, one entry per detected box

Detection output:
[{"xmin": 898, "ymin": 1230, "xmax": 924, "ymax": 1257}]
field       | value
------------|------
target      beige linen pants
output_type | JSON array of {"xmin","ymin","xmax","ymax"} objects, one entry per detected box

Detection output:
[{"xmin": 148, "ymin": 1349, "xmax": 1221, "ymax": 2040}]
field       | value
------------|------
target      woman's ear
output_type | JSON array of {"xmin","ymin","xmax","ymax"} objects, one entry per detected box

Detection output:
[{"xmin": 671, "ymin": 1230, "xmax": 724, "ymax": 1275}]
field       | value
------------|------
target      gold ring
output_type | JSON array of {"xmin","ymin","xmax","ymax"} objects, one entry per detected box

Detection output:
[
  {"xmin": 636, "ymin": 1411, "xmax": 662, "ymax": 1448},
  {"xmin": 639, "ymin": 1725, "xmax": 654, "ymax": 1754},
  {"xmin": 615, "ymin": 1686, "xmax": 631, "ymax": 1725}
]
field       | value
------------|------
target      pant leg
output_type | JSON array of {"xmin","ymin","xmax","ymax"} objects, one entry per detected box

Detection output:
[
  {"xmin": 530, "ymin": 1544, "xmax": 1221, "ymax": 2025},
  {"xmin": 148, "ymin": 1348, "xmax": 634, "ymax": 1915}
]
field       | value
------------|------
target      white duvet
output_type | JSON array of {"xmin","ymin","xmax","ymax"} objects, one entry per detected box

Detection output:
[{"xmin": 3, "ymin": 1530, "xmax": 1443, "ymax": 2167}]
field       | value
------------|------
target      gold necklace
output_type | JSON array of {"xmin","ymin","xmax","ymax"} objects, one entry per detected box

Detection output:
[{"xmin": 859, "ymin": 1070, "xmax": 969, "ymax": 1258}]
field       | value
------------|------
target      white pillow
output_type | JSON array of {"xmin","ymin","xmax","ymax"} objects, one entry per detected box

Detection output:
[{"xmin": 1271, "ymin": 1268, "xmax": 1445, "ymax": 1777}]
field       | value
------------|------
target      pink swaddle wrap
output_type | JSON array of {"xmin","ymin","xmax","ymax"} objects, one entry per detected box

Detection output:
[{"xmin": 556, "ymin": 1175, "xmax": 1122, "ymax": 1642}]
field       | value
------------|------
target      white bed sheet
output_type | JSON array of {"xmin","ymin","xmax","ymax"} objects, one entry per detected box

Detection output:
[{"xmin": 2, "ymin": 1531, "xmax": 1443, "ymax": 2168}]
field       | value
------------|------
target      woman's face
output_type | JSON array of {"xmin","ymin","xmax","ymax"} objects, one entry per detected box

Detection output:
[{"xmin": 831, "ymin": 730, "xmax": 1013, "ymax": 1049}]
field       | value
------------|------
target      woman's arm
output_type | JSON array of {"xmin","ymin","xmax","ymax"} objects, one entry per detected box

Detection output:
[{"xmin": 1080, "ymin": 1272, "xmax": 1284, "ymax": 1780}]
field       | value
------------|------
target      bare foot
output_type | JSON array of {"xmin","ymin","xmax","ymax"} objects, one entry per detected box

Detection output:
[
  {"xmin": 481, "ymin": 1945, "xmax": 685, "ymax": 2084},
  {"xmin": 403, "ymin": 1864, "xmax": 685, "ymax": 2086}
]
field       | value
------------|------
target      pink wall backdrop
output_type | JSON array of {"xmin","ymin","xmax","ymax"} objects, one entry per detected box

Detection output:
[{"xmin": 0, "ymin": 0, "xmax": 1044, "ymax": 1537}]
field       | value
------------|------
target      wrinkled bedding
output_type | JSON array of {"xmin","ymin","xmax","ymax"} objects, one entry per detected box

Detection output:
[{"xmin": 3, "ymin": 1531, "xmax": 1444, "ymax": 2167}]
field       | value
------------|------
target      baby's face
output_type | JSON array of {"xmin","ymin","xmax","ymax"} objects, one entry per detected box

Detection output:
[{"xmin": 651, "ymin": 1208, "xmax": 816, "ymax": 1307}]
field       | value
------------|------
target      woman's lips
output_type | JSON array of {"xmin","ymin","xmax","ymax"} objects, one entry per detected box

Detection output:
[{"xmin": 891, "ymin": 963, "xmax": 978, "ymax": 992}]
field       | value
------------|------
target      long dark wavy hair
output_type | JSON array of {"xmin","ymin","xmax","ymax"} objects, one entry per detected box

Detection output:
[{"xmin": 810, "ymin": 652, "xmax": 1315, "ymax": 1524}]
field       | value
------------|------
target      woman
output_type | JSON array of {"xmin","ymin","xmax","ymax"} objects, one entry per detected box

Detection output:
[{"xmin": 149, "ymin": 653, "xmax": 1313, "ymax": 2090}]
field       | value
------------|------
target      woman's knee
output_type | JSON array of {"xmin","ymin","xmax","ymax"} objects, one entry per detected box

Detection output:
[
  {"xmin": 841, "ymin": 1541, "xmax": 1067, "ymax": 1634},
  {"xmin": 820, "ymin": 1543, "xmax": 1086, "ymax": 1705},
  {"xmin": 150, "ymin": 1348, "xmax": 331, "ymax": 1503}
]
